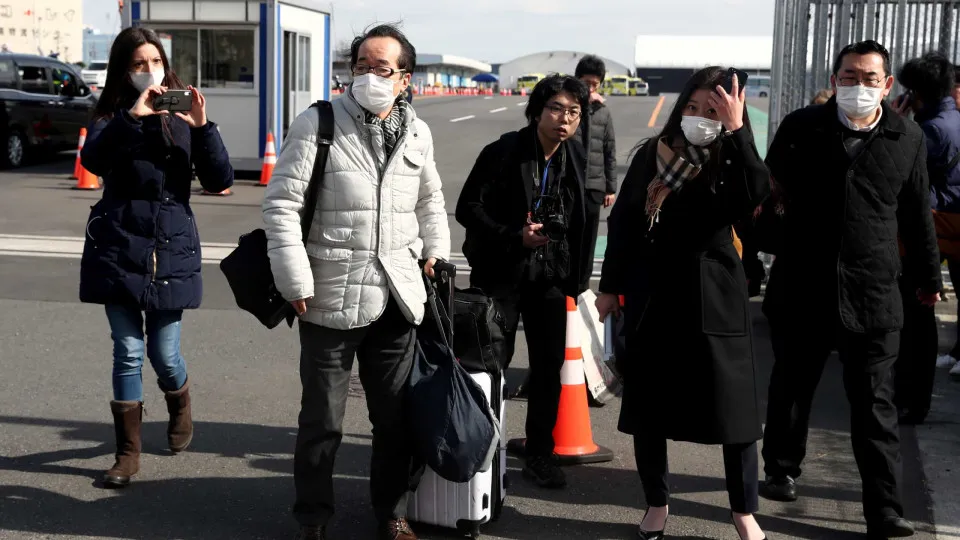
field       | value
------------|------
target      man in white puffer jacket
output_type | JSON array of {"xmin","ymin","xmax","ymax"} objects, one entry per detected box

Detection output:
[{"xmin": 261, "ymin": 24, "xmax": 450, "ymax": 540}]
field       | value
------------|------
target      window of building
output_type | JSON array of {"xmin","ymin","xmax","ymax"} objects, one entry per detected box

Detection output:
[
  {"xmin": 19, "ymin": 65, "xmax": 49, "ymax": 94},
  {"xmin": 200, "ymin": 28, "xmax": 255, "ymax": 89},
  {"xmin": 297, "ymin": 35, "xmax": 310, "ymax": 91},
  {"xmin": 151, "ymin": 27, "xmax": 255, "ymax": 91},
  {"xmin": 0, "ymin": 59, "xmax": 15, "ymax": 89}
]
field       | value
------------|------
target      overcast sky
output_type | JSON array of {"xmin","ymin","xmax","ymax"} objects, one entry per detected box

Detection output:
[{"xmin": 83, "ymin": 0, "xmax": 774, "ymax": 67}]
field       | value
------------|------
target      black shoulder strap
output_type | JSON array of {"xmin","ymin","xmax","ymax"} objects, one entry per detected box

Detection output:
[{"xmin": 300, "ymin": 100, "xmax": 335, "ymax": 243}]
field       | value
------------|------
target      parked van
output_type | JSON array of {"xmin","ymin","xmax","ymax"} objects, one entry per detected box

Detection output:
[{"xmin": 0, "ymin": 53, "xmax": 97, "ymax": 168}]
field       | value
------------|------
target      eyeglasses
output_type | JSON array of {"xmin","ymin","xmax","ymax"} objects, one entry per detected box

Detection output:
[
  {"xmin": 545, "ymin": 103, "xmax": 581, "ymax": 120},
  {"xmin": 837, "ymin": 76, "xmax": 886, "ymax": 88},
  {"xmin": 352, "ymin": 64, "xmax": 406, "ymax": 78}
]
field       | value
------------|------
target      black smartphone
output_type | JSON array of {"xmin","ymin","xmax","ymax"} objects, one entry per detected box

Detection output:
[
  {"xmin": 721, "ymin": 68, "xmax": 749, "ymax": 95},
  {"xmin": 153, "ymin": 89, "xmax": 193, "ymax": 112}
]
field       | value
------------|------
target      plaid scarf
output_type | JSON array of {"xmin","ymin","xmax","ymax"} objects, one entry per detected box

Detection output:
[
  {"xmin": 645, "ymin": 137, "xmax": 710, "ymax": 229},
  {"xmin": 364, "ymin": 97, "xmax": 408, "ymax": 158}
]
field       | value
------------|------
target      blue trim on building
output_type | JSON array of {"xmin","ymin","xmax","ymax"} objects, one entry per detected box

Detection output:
[
  {"xmin": 258, "ymin": 2, "xmax": 268, "ymax": 159},
  {"xmin": 275, "ymin": 4, "xmax": 282, "ymax": 146},
  {"xmin": 323, "ymin": 14, "xmax": 330, "ymax": 101},
  {"xmin": 131, "ymin": 1, "xmax": 140, "ymax": 23}
]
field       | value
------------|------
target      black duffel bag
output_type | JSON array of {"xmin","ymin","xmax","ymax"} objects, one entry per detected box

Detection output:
[
  {"xmin": 219, "ymin": 100, "xmax": 334, "ymax": 329},
  {"xmin": 423, "ymin": 285, "xmax": 508, "ymax": 374}
]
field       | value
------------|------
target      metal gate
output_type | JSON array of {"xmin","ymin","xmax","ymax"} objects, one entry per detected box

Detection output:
[{"xmin": 770, "ymin": 0, "xmax": 960, "ymax": 143}]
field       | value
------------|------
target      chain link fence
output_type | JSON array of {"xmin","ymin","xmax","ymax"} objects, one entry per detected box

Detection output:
[{"xmin": 770, "ymin": 0, "xmax": 960, "ymax": 144}]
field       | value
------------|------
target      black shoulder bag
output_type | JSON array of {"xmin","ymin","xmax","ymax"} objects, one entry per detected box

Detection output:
[{"xmin": 219, "ymin": 100, "xmax": 334, "ymax": 329}]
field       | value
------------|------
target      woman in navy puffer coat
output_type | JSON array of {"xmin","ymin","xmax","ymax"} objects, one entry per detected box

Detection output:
[{"xmin": 79, "ymin": 27, "xmax": 233, "ymax": 488}]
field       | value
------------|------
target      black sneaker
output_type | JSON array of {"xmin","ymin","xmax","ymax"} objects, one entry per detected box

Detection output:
[
  {"xmin": 760, "ymin": 475, "xmax": 798, "ymax": 502},
  {"xmin": 294, "ymin": 526, "xmax": 326, "ymax": 540},
  {"xmin": 522, "ymin": 455, "xmax": 566, "ymax": 488}
]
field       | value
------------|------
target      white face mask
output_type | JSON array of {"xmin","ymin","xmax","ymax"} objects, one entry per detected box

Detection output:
[
  {"xmin": 351, "ymin": 73, "xmax": 399, "ymax": 114},
  {"xmin": 835, "ymin": 84, "xmax": 884, "ymax": 119},
  {"xmin": 129, "ymin": 69, "xmax": 165, "ymax": 93},
  {"xmin": 680, "ymin": 116, "xmax": 724, "ymax": 146}
]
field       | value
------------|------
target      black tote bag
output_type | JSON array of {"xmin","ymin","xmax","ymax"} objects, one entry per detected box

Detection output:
[{"xmin": 219, "ymin": 101, "xmax": 334, "ymax": 329}]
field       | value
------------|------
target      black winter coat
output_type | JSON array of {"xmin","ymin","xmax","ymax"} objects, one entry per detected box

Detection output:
[
  {"xmin": 79, "ymin": 109, "xmax": 233, "ymax": 311},
  {"xmin": 762, "ymin": 98, "xmax": 941, "ymax": 333},
  {"xmin": 576, "ymin": 101, "xmax": 617, "ymax": 194},
  {"xmin": 599, "ymin": 127, "xmax": 770, "ymax": 445},
  {"xmin": 455, "ymin": 125, "xmax": 590, "ymax": 299}
]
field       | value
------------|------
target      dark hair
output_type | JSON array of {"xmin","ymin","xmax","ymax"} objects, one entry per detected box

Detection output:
[
  {"xmin": 575, "ymin": 55, "xmax": 606, "ymax": 82},
  {"xmin": 955, "ymin": 64, "xmax": 960, "ymax": 85},
  {"xmin": 899, "ymin": 52, "xmax": 956, "ymax": 105},
  {"xmin": 832, "ymin": 40, "xmax": 891, "ymax": 77},
  {"xmin": 524, "ymin": 74, "xmax": 589, "ymax": 125},
  {"xmin": 632, "ymin": 66, "xmax": 753, "ymax": 182},
  {"xmin": 350, "ymin": 23, "xmax": 416, "ymax": 73},
  {"xmin": 94, "ymin": 27, "xmax": 185, "ymax": 120}
]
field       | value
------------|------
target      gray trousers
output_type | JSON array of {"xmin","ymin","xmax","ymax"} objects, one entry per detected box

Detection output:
[{"xmin": 293, "ymin": 297, "xmax": 423, "ymax": 527}]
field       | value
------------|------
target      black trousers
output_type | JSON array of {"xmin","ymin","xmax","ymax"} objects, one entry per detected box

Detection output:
[
  {"xmin": 634, "ymin": 435, "xmax": 759, "ymax": 513},
  {"xmin": 947, "ymin": 259, "xmax": 960, "ymax": 358},
  {"xmin": 496, "ymin": 282, "xmax": 567, "ymax": 458},
  {"xmin": 893, "ymin": 262, "xmax": 938, "ymax": 418},
  {"xmin": 583, "ymin": 189, "xmax": 604, "ymax": 264},
  {"xmin": 293, "ymin": 298, "xmax": 423, "ymax": 527},
  {"xmin": 761, "ymin": 323, "xmax": 903, "ymax": 521}
]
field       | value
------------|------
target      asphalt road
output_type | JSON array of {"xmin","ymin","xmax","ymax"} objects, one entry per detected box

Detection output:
[{"xmin": 0, "ymin": 94, "xmax": 957, "ymax": 540}]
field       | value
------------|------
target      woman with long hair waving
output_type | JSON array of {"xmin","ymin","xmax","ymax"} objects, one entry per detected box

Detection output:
[
  {"xmin": 79, "ymin": 27, "xmax": 233, "ymax": 488},
  {"xmin": 596, "ymin": 67, "xmax": 771, "ymax": 539}
]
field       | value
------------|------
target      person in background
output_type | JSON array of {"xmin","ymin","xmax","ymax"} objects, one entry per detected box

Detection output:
[
  {"xmin": 952, "ymin": 67, "xmax": 960, "ymax": 110},
  {"xmin": 575, "ymin": 55, "xmax": 618, "ymax": 265},
  {"xmin": 456, "ymin": 74, "xmax": 591, "ymax": 490},
  {"xmin": 262, "ymin": 23, "xmax": 450, "ymax": 540},
  {"xmin": 811, "ymin": 88, "xmax": 835, "ymax": 106},
  {"xmin": 760, "ymin": 40, "xmax": 940, "ymax": 538},
  {"xmin": 79, "ymin": 27, "xmax": 233, "ymax": 488},
  {"xmin": 596, "ymin": 66, "xmax": 770, "ymax": 540},
  {"xmin": 893, "ymin": 53, "xmax": 960, "ymax": 393}
]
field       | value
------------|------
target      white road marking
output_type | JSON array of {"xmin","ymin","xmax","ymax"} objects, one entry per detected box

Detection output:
[
  {"xmin": 450, "ymin": 115, "xmax": 475, "ymax": 123},
  {"xmin": 0, "ymin": 233, "xmax": 606, "ymax": 279},
  {"xmin": 517, "ymin": 101, "xmax": 528, "ymax": 106},
  {"xmin": 489, "ymin": 107, "xmax": 508, "ymax": 113},
  {"xmin": 484, "ymin": 97, "xmax": 492, "ymax": 100}
]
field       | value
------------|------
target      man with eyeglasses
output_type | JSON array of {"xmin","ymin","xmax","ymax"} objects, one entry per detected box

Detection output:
[
  {"xmin": 262, "ymin": 23, "xmax": 450, "ymax": 540},
  {"xmin": 759, "ymin": 40, "xmax": 940, "ymax": 538},
  {"xmin": 456, "ymin": 74, "xmax": 591, "ymax": 489}
]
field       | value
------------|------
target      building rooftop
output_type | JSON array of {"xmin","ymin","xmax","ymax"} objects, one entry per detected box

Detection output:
[
  {"xmin": 416, "ymin": 54, "xmax": 491, "ymax": 73},
  {"xmin": 635, "ymin": 35, "xmax": 773, "ymax": 70}
]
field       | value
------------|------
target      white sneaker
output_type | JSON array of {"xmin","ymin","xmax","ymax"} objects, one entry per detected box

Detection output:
[
  {"xmin": 936, "ymin": 354, "xmax": 958, "ymax": 368},
  {"xmin": 950, "ymin": 361, "xmax": 960, "ymax": 380}
]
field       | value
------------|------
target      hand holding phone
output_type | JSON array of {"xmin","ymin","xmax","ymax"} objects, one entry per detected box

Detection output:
[
  {"xmin": 709, "ymin": 67, "xmax": 747, "ymax": 132},
  {"xmin": 129, "ymin": 85, "xmax": 168, "ymax": 119}
]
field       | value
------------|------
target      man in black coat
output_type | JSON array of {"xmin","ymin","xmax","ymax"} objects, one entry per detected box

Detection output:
[
  {"xmin": 760, "ymin": 40, "xmax": 942, "ymax": 538},
  {"xmin": 574, "ymin": 55, "xmax": 618, "ymax": 264},
  {"xmin": 455, "ymin": 74, "xmax": 591, "ymax": 490}
]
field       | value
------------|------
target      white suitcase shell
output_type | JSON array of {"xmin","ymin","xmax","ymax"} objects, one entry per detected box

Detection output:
[{"xmin": 407, "ymin": 370, "xmax": 507, "ymax": 538}]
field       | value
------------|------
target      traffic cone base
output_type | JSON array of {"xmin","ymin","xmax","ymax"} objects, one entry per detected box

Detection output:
[
  {"xmin": 72, "ymin": 165, "xmax": 100, "ymax": 190},
  {"xmin": 506, "ymin": 296, "xmax": 613, "ymax": 466}
]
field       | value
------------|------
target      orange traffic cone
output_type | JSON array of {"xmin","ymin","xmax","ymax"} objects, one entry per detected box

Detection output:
[
  {"xmin": 506, "ymin": 296, "xmax": 614, "ymax": 465},
  {"xmin": 259, "ymin": 132, "xmax": 277, "ymax": 186},
  {"xmin": 71, "ymin": 127, "xmax": 87, "ymax": 179},
  {"xmin": 73, "ymin": 163, "xmax": 100, "ymax": 190}
]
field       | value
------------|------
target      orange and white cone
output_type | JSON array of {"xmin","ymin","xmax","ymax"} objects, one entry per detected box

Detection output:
[
  {"xmin": 71, "ymin": 127, "xmax": 87, "ymax": 179},
  {"xmin": 73, "ymin": 162, "xmax": 100, "ymax": 190},
  {"xmin": 506, "ymin": 296, "xmax": 614, "ymax": 465},
  {"xmin": 259, "ymin": 132, "xmax": 277, "ymax": 186}
]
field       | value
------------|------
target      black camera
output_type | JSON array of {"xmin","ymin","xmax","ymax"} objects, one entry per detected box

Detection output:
[{"xmin": 531, "ymin": 195, "xmax": 566, "ymax": 242}]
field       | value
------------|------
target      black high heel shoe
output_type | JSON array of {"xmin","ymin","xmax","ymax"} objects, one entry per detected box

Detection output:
[
  {"xmin": 731, "ymin": 511, "xmax": 767, "ymax": 540},
  {"xmin": 637, "ymin": 507, "xmax": 667, "ymax": 540}
]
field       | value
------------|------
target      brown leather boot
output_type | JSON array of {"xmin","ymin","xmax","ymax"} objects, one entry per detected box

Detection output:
[
  {"xmin": 378, "ymin": 518, "xmax": 417, "ymax": 540},
  {"xmin": 159, "ymin": 377, "xmax": 193, "ymax": 453},
  {"xmin": 103, "ymin": 400, "xmax": 142, "ymax": 487}
]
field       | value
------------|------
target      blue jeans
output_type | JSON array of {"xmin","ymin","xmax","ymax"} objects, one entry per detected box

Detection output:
[{"xmin": 105, "ymin": 304, "xmax": 188, "ymax": 401}]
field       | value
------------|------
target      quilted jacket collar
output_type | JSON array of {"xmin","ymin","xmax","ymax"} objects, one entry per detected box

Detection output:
[
  {"xmin": 342, "ymin": 86, "xmax": 419, "ymax": 137},
  {"xmin": 817, "ymin": 96, "xmax": 906, "ymax": 136}
]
